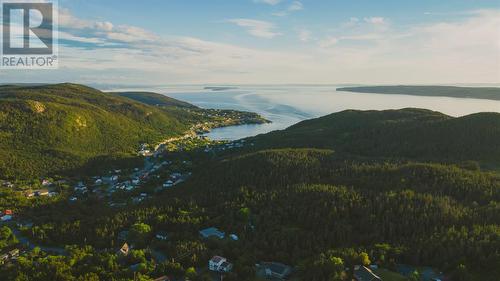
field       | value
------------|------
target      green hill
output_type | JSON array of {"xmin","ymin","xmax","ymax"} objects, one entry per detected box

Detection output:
[
  {"xmin": 111, "ymin": 91, "xmax": 197, "ymax": 108},
  {"xmin": 251, "ymin": 108, "xmax": 500, "ymax": 166},
  {"xmin": 337, "ymin": 85, "xmax": 500, "ymax": 100},
  {"xmin": 4, "ymin": 107, "xmax": 499, "ymax": 280},
  {"xmin": 0, "ymin": 84, "xmax": 198, "ymax": 179},
  {"xmin": 176, "ymin": 148, "xmax": 499, "ymax": 280}
]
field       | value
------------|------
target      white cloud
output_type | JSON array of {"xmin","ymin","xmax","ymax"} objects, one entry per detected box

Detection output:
[
  {"xmin": 364, "ymin": 17, "xmax": 386, "ymax": 25},
  {"xmin": 288, "ymin": 1, "xmax": 303, "ymax": 11},
  {"xmin": 319, "ymin": 37, "xmax": 339, "ymax": 48},
  {"xmin": 297, "ymin": 28, "xmax": 311, "ymax": 42},
  {"xmin": 253, "ymin": 0, "xmax": 281, "ymax": 5},
  {"xmin": 2, "ymin": 8, "xmax": 499, "ymax": 85},
  {"xmin": 227, "ymin": 19, "xmax": 281, "ymax": 39},
  {"xmin": 312, "ymin": 9, "xmax": 500, "ymax": 84},
  {"xmin": 272, "ymin": 1, "xmax": 303, "ymax": 17}
]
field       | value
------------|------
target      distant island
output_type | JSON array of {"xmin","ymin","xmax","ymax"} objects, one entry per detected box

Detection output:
[
  {"xmin": 337, "ymin": 85, "xmax": 500, "ymax": 101},
  {"xmin": 204, "ymin": 86, "xmax": 238, "ymax": 91}
]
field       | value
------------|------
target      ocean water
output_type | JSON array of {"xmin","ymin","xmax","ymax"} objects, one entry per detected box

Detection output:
[{"xmin": 129, "ymin": 85, "xmax": 500, "ymax": 140}]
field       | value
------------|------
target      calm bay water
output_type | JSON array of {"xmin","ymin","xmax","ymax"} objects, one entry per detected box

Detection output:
[{"xmin": 131, "ymin": 85, "xmax": 500, "ymax": 140}]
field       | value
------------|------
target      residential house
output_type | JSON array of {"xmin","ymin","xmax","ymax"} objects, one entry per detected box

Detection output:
[
  {"xmin": 36, "ymin": 189, "xmax": 49, "ymax": 196},
  {"xmin": 42, "ymin": 179, "xmax": 52, "ymax": 186},
  {"xmin": 1, "ymin": 215, "xmax": 12, "ymax": 222},
  {"xmin": 155, "ymin": 231, "xmax": 168, "ymax": 241},
  {"xmin": 259, "ymin": 262, "xmax": 292, "ymax": 280},
  {"xmin": 199, "ymin": 227, "xmax": 225, "ymax": 239},
  {"xmin": 208, "ymin": 256, "xmax": 233, "ymax": 273},
  {"xmin": 354, "ymin": 265, "xmax": 382, "ymax": 281},
  {"xmin": 74, "ymin": 185, "xmax": 87, "ymax": 192},
  {"xmin": 117, "ymin": 243, "xmax": 130, "ymax": 256},
  {"xmin": 25, "ymin": 189, "xmax": 49, "ymax": 198}
]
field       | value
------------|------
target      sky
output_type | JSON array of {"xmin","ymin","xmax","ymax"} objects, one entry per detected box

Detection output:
[{"xmin": 1, "ymin": 0, "xmax": 500, "ymax": 85}]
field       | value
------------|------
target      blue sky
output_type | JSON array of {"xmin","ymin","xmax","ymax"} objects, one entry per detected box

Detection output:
[{"xmin": 2, "ymin": 0, "xmax": 500, "ymax": 85}]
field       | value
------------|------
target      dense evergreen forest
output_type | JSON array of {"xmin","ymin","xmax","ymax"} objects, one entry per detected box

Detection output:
[
  {"xmin": 250, "ymin": 108, "xmax": 500, "ymax": 166},
  {"xmin": 0, "ymin": 95, "xmax": 499, "ymax": 280},
  {"xmin": 3, "ymin": 148, "xmax": 498, "ymax": 280}
]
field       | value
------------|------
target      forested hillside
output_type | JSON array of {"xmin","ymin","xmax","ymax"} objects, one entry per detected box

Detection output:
[
  {"xmin": 1, "ymin": 107, "xmax": 499, "ymax": 280},
  {"xmin": 0, "ymin": 84, "xmax": 199, "ymax": 178},
  {"xmin": 250, "ymin": 108, "xmax": 500, "ymax": 166},
  {"xmin": 337, "ymin": 85, "xmax": 500, "ymax": 101},
  {"xmin": 11, "ymin": 148, "xmax": 498, "ymax": 280},
  {"xmin": 181, "ymin": 148, "xmax": 499, "ymax": 280},
  {"xmin": 112, "ymin": 91, "xmax": 197, "ymax": 108}
]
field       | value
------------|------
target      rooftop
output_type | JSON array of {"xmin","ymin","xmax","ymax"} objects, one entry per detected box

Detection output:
[
  {"xmin": 210, "ymin": 256, "xmax": 225, "ymax": 263},
  {"xmin": 354, "ymin": 266, "xmax": 382, "ymax": 281},
  {"xmin": 261, "ymin": 262, "xmax": 292, "ymax": 276},
  {"xmin": 200, "ymin": 227, "xmax": 225, "ymax": 239}
]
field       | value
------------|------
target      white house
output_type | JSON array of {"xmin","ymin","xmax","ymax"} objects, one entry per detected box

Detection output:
[
  {"xmin": 209, "ymin": 256, "xmax": 233, "ymax": 273},
  {"xmin": 1, "ymin": 215, "xmax": 12, "ymax": 222}
]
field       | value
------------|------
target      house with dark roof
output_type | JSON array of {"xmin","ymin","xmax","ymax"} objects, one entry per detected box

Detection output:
[
  {"xmin": 354, "ymin": 265, "xmax": 382, "ymax": 281},
  {"xmin": 199, "ymin": 227, "xmax": 225, "ymax": 239},
  {"xmin": 258, "ymin": 262, "xmax": 292, "ymax": 280}
]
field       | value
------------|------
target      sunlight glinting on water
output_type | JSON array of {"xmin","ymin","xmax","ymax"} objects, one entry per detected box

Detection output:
[{"xmin": 161, "ymin": 85, "xmax": 500, "ymax": 140}]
